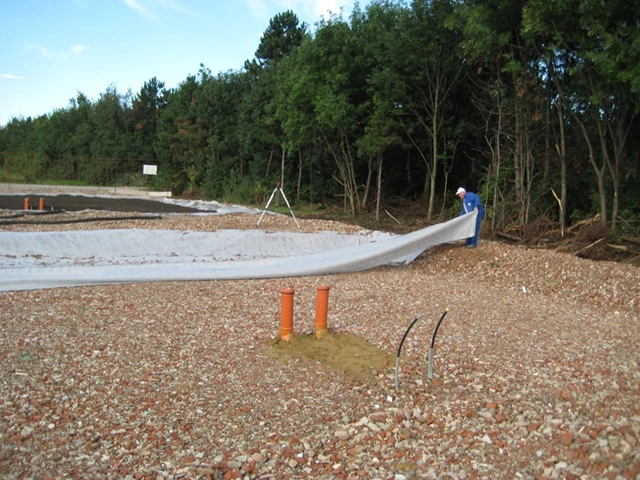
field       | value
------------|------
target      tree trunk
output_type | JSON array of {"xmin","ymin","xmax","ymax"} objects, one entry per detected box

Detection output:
[
  {"xmin": 328, "ymin": 137, "xmax": 359, "ymax": 215},
  {"xmin": 296, "ymin": 150, "xmax": 303, "ymax": 201},
  {"xmin": 362, "ymin": 155, "xmax": 374, "ymax": 210},
  {"xmin": 375, "ymin": 153, "xmax": 383, "ymax": 223},
  {"xmin": 605, "ymin": 110, "xmax": 632, "ymax": 232},
  {"xmin": 492, "ymin": 113, "xmax": 502, "ymax": 233},
  {"xmin": 555, "ymin": 100, "xmax": 567, "ymax": 233},
  {"xmin": 280, "ymin": 144, "xmax": 285, "ymax": 189},
  {"xmin": 513, "ymin": 111, "xmax": 525, "ymax": 224},
  {"xmin": 575, "ymin": 115, "xmax": 607, "ymax": 226},
  {"xmin": 428, "ymin": 97, "xmax": 438, "ymax": 221},
  {"xmin": 548, "ymin": 54, "xmax": 568, "ymax": 233},
  {"xmin": 265, "ymin": 150, "xmax": 274, "ymax": 178}
]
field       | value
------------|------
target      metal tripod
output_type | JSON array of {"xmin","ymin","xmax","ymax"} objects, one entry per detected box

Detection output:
[{"xmin": 257, "ymin": 183, "xmax": 300, "ymax": 229}]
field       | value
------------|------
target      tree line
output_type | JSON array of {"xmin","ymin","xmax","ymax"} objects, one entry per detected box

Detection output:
[{"xmin": 1, "ymin": 0, "xmax": 638, "ymax": 233}]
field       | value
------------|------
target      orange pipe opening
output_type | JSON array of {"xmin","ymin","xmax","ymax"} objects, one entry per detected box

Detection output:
[
  {"xmin": 24, "ymin": 198, "xmax": 30, "ymax": 210},
  {"xmin": 315, "ymin": 285, "xmax": 330, "ymax": 339},
  {"xmin": 280, "ymin": 288, "xmax": 295, "ymax": 341},
  {"xmin": 39, "ymin": 197, "xmax": 45, "ymax": 211}
]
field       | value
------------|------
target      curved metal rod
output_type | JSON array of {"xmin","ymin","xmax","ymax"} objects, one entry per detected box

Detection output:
[
  {"xmin": 394, "ymin": 314, "xmax": 424, "ymax": 390},
  {"xmin": 395, "ymin": 309, "xmax": 450, "ymax": 390},
  {"xmin": 430, "ymin": 309, "xmax": 449, "ymax": 349},
  {"xmin": 428, "ymin": 308, "xmax": 449, "ymax": 381}
]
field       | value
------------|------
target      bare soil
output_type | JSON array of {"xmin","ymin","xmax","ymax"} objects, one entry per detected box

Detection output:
[{"xmin": 268, "ymin": 333, "xmax": 394, "ymax": 381}]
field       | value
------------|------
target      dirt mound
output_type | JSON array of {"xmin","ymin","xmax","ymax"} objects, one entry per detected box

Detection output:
[{"xmin": 268, "ymin": 332, "xmax": 394, "ymax": 381}]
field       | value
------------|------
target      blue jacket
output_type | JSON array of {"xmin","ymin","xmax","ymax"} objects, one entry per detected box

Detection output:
[{"xmin": 460, "ymin": 191, "xmax": 485, "ymax": 218}]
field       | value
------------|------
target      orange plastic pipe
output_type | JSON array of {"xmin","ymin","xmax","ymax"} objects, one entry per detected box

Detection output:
[
  {"xmin": 24, "ymin": 198, "xmax": 30, "ymax": 210},
  {"xmin": 315, "ymin": 285, "xmax": 330, "ymax": 339},
  {"xmin": 280, "ymin": 288, "xmax": 295, "ymax": 341},
  {"xmin": 39, "ymin": 197, "xmax": 45, "ymax": 211}
]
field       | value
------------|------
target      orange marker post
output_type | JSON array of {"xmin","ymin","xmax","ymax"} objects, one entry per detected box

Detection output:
[
  {"xmin": 315, "ymin": 285, "xmax": 330, "ymax": 339},
  {"xmin": 39, "ymin": 197, "xmax": 45, "ymax": 211},
  {"xmin": 24, "ymin": 198, "xmax": 30, "ymax": 210},
  {"xmin": 280, "ymin": 288, "xmax": 295, "ymax": 341}
]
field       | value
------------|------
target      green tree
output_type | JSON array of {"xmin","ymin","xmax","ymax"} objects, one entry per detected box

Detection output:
[
  {"xmin": 524, "ymin": 0, "xmax": 640, "ymax": 230},
  {"xmin": 460, "ymin": 0, "xmax": 544, "ymax": 228},
  {"xmin": 131, "ymin": 77, "xmax": 168, "ymax": 166},
  {"xmin": 242, "ymin": 11, "xmax": 308, "ymax": 196},
  {"xmin": 392, "ymin": 0, "xmax": 467, "ymax": 220},
  {"xmin": 353, "ymin": 1, "xmax": 405, "ymax": 221},
  {"xmin": 155, "ymin": 75, "xmax": 207, "ymax": 194},
  {"xmin": 196, "ymin": 68, "xmax": 247, "ymax": 198},
  {"xmin": 88, "ymin": 85, "xmax": 134, "ymax": 184},
  {"xmin": 274, "ymin": 47, "xmax": 321, "ymax": 201},
  {"xmin": 0, "ymin": 116, "xmax": 47, "ymax": 181},
  {"xmin": 256, "ymin": 10, "xmax": 307, "ymax": 67},
  {"xmin": 302, "ymin": 15, "xmax": 371, "ymax": 214}
]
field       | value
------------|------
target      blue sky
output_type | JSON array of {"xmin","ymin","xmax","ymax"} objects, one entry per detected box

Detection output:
[{"xmin": 0, "ymin": 0, "xmax": 371, "ymax": 126}]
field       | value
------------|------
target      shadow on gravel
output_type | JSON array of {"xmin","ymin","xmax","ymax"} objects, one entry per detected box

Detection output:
[{"xmin": 0, "ymin": 194, "xmax": 201, "ymax": 214}]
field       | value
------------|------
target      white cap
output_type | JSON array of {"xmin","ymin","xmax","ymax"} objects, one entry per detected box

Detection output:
[{"xmin": 456, "ymin": 187, "xmax": 466, "ymax": 195}]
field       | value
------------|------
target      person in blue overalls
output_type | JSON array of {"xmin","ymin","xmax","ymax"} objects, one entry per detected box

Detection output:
[{"xmin": 456, "ymin": 187, "xmax": 485, "ymax": 248}]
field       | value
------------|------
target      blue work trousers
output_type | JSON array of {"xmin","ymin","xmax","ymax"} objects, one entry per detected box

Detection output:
[{"xmin": 466, "ymin": 211, "xmax": 484, "ymax": 247}]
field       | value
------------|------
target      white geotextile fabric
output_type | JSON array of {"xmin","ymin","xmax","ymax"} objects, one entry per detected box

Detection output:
[{"xmin": 0, "ymin": 212, "xmax": 476, "ymax": 291}]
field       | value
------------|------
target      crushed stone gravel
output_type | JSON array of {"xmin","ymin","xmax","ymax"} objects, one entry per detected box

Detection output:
[{"xmin": 1, "ymin": 209, "xmax": 639, "ymax": 479}]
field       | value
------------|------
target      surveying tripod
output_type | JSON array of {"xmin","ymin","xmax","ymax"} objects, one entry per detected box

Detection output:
[{"xmin": 257, "ymin": 182, "xmax": 300, "ymax": 229}]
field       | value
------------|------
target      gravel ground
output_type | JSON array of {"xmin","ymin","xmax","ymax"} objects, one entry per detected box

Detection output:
[{"xmin": 1, "ymin": 207, "xmax": 639, "ymax": 480}]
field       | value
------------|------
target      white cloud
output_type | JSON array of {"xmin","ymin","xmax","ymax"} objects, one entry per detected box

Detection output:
[
  {"xmin": 246, "ymin": 0, "xmax": 270, "ymax": 20},
  {"xmin": 246, "ymin": 0, "xmax": 355, "ymax": 23},
  {"xmin": 123, "ymin": 0, "xmax": 155, "ymax": 19},
  {"xmin": 26, "ymin": 43, "xmax": 52, "ymax": 58},
  {"xmin": 71, "ymin": 45, "xmax": 88, "ymax": 55},
  {"xmin": 26, "ymin": 43, "xmax": 89, "ymax": 60},
  {"xmin": 157, "ymin": 0, "xmax": 196, "ymax": 16},
  {"xmin": 0, "ymin": 74, "xmax": 25, "ymax": 80},
  {"xmin": 309, "ymin": 0, "xmax": 350, "ymax": 20},
  {"xmin": 124, "ymin": 0, "xmax": 196, "ymax": 21}
]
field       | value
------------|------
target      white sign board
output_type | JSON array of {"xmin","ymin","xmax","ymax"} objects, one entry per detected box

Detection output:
[{"xmin": 143, "ymin": 164, "xmax": 158, "ymax": 175}]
